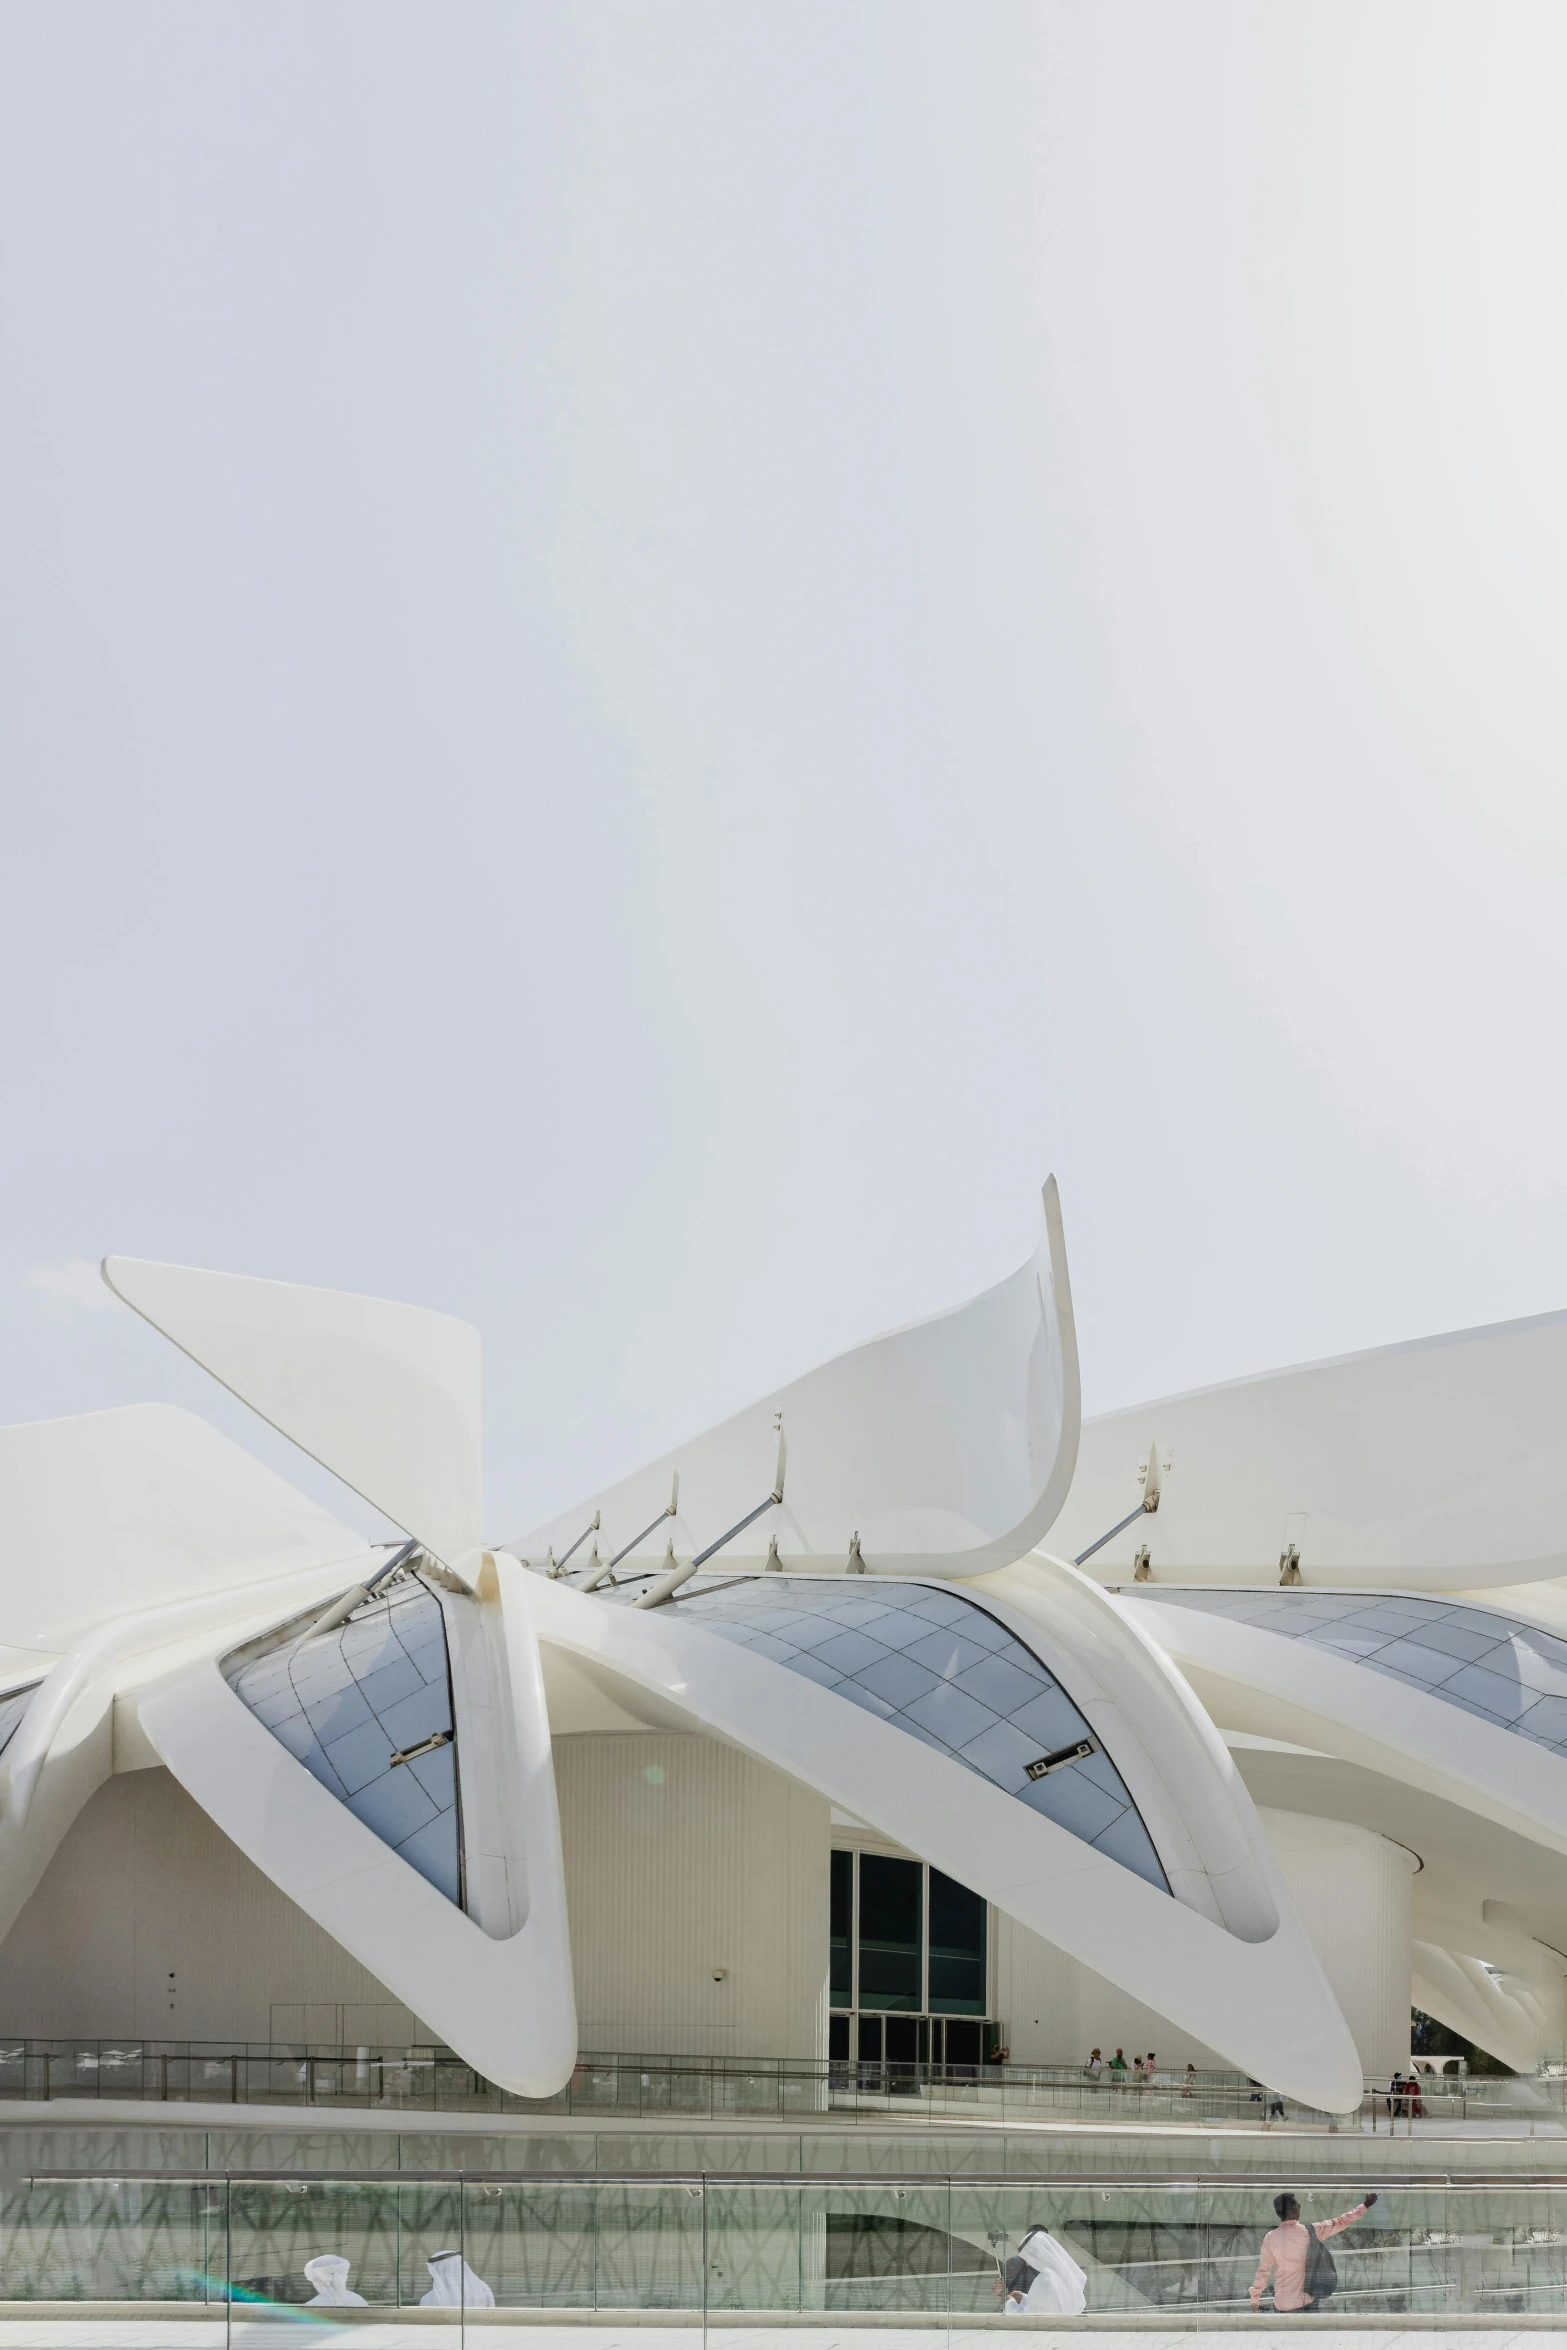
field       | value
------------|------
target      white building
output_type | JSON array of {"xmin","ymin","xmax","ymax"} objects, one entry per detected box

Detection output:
[{"xmin": 0, "ymin": 1182, "xmax": 1561, "ymax": 2102}]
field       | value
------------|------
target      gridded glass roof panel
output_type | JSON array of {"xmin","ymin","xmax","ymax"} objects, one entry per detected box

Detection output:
[
  {"xmin": 602, "ymin": 1573, "xmax": 1169, "ymax": 1892},
  {"xmin": 1146, "ymin": 1588, "xmax": 1567, "ymax": 1759},
  {"xmin": 224, "ymin": 1577, "xmax": 460, "ymax": 1904}
]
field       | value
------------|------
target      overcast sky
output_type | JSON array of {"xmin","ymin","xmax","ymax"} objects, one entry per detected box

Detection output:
[{"xmin": 4, "ymin": 2, "xmax": 1567, "ymax": 1542}]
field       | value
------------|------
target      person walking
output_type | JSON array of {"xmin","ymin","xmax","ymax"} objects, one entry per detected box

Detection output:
[
  {"xmin": 1250, "ymin": 2192, "xmax": 1377, "ymax": 2313},
  {"xmin": 302, "ymin": 2256, "xmax": 366, "ymax": 2306},
  {"xmin": 995, "ymin": 2225, "xmax": 1088, "ymax": 2316},
  {"xmin": 1108, "ymin": 2048, "xmax": 1128, "ymax": 2088},
  {"xmin": 421, "ymin": 2252, "xmax": 495, "ymax": 2309},
  {"xmin": 1084, "ymin": 2048, "xmax": 1103, "ymax": 2083}
]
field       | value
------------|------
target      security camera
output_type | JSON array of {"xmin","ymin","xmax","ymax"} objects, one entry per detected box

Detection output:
[{"xmin": 712, "ymin": 1967, "xmax": 729, "ymax": 1982}]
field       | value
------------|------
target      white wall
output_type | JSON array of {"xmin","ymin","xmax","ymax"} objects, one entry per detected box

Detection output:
[
  {"xmin": 0, "ymin": 1768, "xmax": 427, "ymax": 2043},
  {"xmin": 992, "ymin": 1907, "xmax": 1229, "ymax": 2072},
  {"xmin": 556, "ymin": 1731, "xmax": 829, "ymax": 2059},
  {"xmin": 1259, "ymin": 1809, "xmax": 1415, "ymax": 2078},
  {"xmin": 991, "ymin": 1811, "xmax": 1413, "ymax": 2078}
]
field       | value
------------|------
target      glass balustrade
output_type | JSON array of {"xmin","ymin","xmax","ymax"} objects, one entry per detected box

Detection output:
[
  {"xmin": 0, "ymin": 2166, "xmax": 1561, "ymax": 2338},
  {"xmin": 0, "ymin": 2036, "xmax": 1562, "ymax": 2134}
]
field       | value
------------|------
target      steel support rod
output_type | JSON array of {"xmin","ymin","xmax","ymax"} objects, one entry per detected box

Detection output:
[
  {"xmin": 631, "ymin": 1490, "xmax": 781, "ymax": 1610},
  {"xmin": 300, "ymin": 1538, "xmax": 421, "ymax": 1644},
  {"xmin": 604, "ymin": 1475, "xmax": 682, "ymax": 1577},
  {"xmin": 551, "ymin": 1512, "xmax": 600, "ymax": 1579},
  {"xmin": 1073, "ymin": 1502, "xmax": 1154, "ymax": 1569}
]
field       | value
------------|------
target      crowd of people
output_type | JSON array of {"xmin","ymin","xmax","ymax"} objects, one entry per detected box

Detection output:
[
  {"xmin": 1082, "ymin": 2046, "xmax": 1201, "ymax": 2094},
  {"xmin": 296, "ymin": 2197, "xmax": 1382, "ymax": 2321}
]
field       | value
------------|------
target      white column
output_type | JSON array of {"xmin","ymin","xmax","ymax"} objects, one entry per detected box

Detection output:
[{"xmin": 1258, "ymin": 1808, "xmax": 1415, "ymax": 2076}]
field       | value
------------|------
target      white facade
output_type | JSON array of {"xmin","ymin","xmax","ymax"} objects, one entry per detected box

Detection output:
[
  {"xmin": 0, "ymin": 1186, "xmax": 1561, "ymax": 2099},
  {"xmin": 556, "ymin": 1733, "xmax": 829, "ymax": 2060}
]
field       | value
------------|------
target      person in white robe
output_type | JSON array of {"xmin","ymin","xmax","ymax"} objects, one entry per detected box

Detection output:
[
  {"xmin": 1002, "ymin": 2226, "xmax": 1088, "ymax": 2316},
  {"xmin": 421, "ymin": 2251, "xmax": 496, "ymax": 2308},
  {"xmin": 302, "ymin": 2254, "xmax": 367, "ymax": 2306}
]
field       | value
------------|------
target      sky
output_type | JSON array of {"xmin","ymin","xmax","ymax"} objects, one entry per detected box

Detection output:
[{"xmin": 4, "ymin": 1, "xmax": 1567, "ymax": 1544}]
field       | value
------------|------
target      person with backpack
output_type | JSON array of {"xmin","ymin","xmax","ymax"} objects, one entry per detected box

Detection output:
[{"xmin": 1250, "ymin": 2191, "xmax": 1378, "ymax": 2312}]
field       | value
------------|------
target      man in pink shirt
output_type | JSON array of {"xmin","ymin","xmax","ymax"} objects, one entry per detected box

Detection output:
[{"xmin": 1250, "ymin": 2190, "xmax": 1378, "ymax": 2312}]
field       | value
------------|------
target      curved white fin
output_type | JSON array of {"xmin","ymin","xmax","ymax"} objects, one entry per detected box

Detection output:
[
  {"xmin": 0, "ymin": 1403, "xmax": 371, "ymax": 1654},
  {"xmin": 137, "ymin": 1556, "xmax": 577, "ymax": 2095},
  {"xmin": 531, "ymin": 1573, "xmax": 1362, "ymax": 2109},
  {"xmin": 102, "ymin": 1258, "xmax": 482, "ymax": 1570},
  {"xmin": 516, "ymin": 1178, "xmax": 1080, "ymax": 1579},
  {"xmin": 1056, "ymin": 1301, "xmax": 1567, "ymax": 1589}
]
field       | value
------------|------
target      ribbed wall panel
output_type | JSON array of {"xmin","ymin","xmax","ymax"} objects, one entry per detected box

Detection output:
[
  {"xmin": 0, "ymin": 1769, "xmax": 428, "ymax": 2042},
  {"xmin": 556, "ymin": 1732, "xmax": 829, "ymax": 2059}
]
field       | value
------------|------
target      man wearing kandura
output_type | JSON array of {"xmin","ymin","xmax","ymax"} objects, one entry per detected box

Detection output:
[{"xmin": 1250, "ymin": 2191, "xmax": 1378, "ymax": 2312}]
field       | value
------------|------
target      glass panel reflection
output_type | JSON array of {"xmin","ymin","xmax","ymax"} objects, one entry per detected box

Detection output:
[
  {"xmin": 927, "ymin": 1868, "xmax": 986, "ymax": 2015},
  {"xmin": 606, "ymin": 1572, "xmax": 1168, "ymax": 1889},
  {"xmin": 829, "ymin": 1849, "xmax": 853, "ymax": 2009},
  {"xmin": 1150, "ymin": 1587, "xmax": 1567, "ymax": 1757},
  {"xmin": 856, "ymin": 1855, "xmax": 922, "ymax": 2012},
  {"xmin": 224, "ymin": 1574, "xmax": 461, "ymax": 1904}
]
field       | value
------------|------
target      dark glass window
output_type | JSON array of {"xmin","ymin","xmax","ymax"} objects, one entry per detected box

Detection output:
[
  {"xmin": 830, "ymin": 1848, "xmax": 854, "ymax": 2009},
  {"xmin": 942, "ymin": 2018, "xmax": 982, "ymax": 2069},
  {"xmin": 927, "ymin": 1867, "xmax": 986, "ymax": 2014},
  {"xmin": 857, "ymin": 1853, "xmax": 923, "ymax": 2011}
]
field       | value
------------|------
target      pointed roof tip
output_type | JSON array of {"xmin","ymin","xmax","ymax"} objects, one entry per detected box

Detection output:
[{"xmin": 92, "ymin": 1255, "xmax": 483, "ymax": 1571}]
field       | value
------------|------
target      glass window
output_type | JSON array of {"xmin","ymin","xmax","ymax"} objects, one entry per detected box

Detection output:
[
  {"xmin": 604, "ymin": 1572, "xmax": 1168, "ymax": 1891},
  {"xmin": 224, "ymin": 1575, "xmax": 462, "ymax": 1907},
  {"xmin": 857, "ymin": 1853, "xmax": 923, "ymax": 2011},
  {"xmin": 927, "ymin": 1868, "xmax": 986, "ymax": 2014},
  {"xmin": 1149, "ymin": 1587, "xmax": 1567, "ymax": 1760},
  {"xmin": 829, "ymin": 1848, "xmax": 854, "ymax": 2009}
]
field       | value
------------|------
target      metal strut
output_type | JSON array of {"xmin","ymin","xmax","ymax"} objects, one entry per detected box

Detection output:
[
  {"xmin": 299, "ymin": 1537, "xmax": 421, "ymax": 1644},
  {"xmin": 1074, "ymin": 1500, "xmax": 1154, "ymax": 1569},
  {"xmin": 550, "ymin": 1511, "xmax": 600, "ymax": 1578},
  {"xmin": 632, "ymin": 1434, "xmax": 786, "ymax": 1610},
  {"xmin": 603, "ymin": 1474, "xmax": 681, "ymax": 1580}
]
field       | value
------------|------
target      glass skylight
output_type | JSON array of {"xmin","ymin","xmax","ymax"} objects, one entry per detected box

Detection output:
[
  {"xmin": 225, "ymin": 1578, "xmax": 461, "ymax": 1904},
  {"xmin": 603, "ymin": 1573, "xmax": 1169, "ymax": 1891},
  {"xmin": 1144, "ymin": 1588, "xmax": 1567, "ymax": 1758}
]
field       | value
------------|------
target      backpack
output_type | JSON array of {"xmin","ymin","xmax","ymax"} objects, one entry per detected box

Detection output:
[{"xmin": 1302, "ymin": 2226, "xmax": 1338, "ymax": 2304}]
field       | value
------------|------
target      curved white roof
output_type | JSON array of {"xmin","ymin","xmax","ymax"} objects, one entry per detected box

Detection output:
[
  {"xmin": 517, "ymin": 1178, "xmax": 1079, "ymax": 1578},
  {"xmin": 1052, "ymin": 1304, "xmax": 1567, "ymax": 1589}
]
